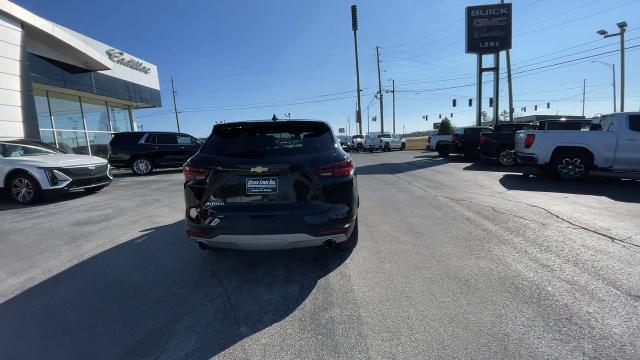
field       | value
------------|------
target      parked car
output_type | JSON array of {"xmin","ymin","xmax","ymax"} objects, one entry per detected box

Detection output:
[
  {"xmin": 479, "ymin": 123, "xmax": 536, "ymax": 166},
  {"xmin": 363, "ymin": 133, "xmax": 384, "ymax": 152},
  {"xmin": 449, "ymin": 126, "xmax": 493, "ymax": 159},
  {"xmin": 183, "ymin": 120, "xmax": 358, "ymax": 251},
  {"xmin": 515, "ymin": 113, "xmax": 640, "ymax": 180},
  {"xmin": 426, "ymin": 134, "xmax": 453, "ymax": 156},
  {"xmin": 339, "ymin": 139, "xmax": 350, "ymax": 152},
  {"xmin": 0, "ymin": 139, "xmax": 112, "ymax": 204},
  {"xmin": 108, "ymin": 131, "xmax": 203, "ymax": 175},
  {"xmin": 378, "ymin": 134, "xmax": 406, "ymax": 151},
  {"xmin": 350, "ymin": 134, "xmax": 365, "ymax": 152}
]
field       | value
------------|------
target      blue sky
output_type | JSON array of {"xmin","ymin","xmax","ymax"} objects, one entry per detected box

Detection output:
[{"xmin": 14, "ymin": 0, "xmax": 640, "ymax": 136}]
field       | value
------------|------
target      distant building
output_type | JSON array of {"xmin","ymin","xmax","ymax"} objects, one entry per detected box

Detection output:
[{"xmin": 0, "ymin": 1, "xmax": 161, "ymax": 158}]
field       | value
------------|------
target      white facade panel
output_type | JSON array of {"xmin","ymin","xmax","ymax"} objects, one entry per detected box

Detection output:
[
  {"xmin": 0, "ymin": 119, "xmax": 23, "ymax": 138},
  {"xmin": 0, "ymin": 71, "xmax": 20, "ymax": 91},
  {"xmin": 0, "ymin": 11, "xmax": 23, "ymax": 139}
]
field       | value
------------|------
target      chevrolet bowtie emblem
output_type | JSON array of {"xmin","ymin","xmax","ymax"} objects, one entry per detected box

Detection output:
[{"xmin": 250, "ymin": 167, "xmax": 268, "ymax": 173}]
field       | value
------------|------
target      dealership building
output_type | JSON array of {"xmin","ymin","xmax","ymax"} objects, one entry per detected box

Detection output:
[{"xmin": 0, "ymin": 1, "xmax": 161, "ymax": 158}]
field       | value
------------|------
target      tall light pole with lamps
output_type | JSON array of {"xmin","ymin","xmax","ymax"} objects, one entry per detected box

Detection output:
[{"xmin": 597, "ymin": 21, "xmax": 627, "ymax": 112}]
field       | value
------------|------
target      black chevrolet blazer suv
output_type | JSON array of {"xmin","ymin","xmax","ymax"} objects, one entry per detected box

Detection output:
[{"xmin": 183, "ymin": 120, "xmax": 359, "ymax": 251}]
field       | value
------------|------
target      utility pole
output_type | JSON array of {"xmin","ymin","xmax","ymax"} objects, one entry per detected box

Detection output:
[
  {"xmin": 613, "ymin": 64, "xmax": 617, "ymax": 112},
  {"xmin": 351, "ymin": 5, "xmax": 363, "ymax": 134},
  {"xmin": 170, "ymin": 76, "xmax": 180, "ymax": 132},
  {"xmin": 376, "ymin": 45, "xmax": 384, "ymax": 133},
  {"xmin": 582, "ymin": 79, "xmax": 586, "ymax": 116},
  {"xmin": 367, "ymin": 105, "xmax": 370, "ymax": 133},
  {"xmin": 620, "ymin": 24, "xmax": 625, "ymax": 112},
  {"xmin": 391, "ymin": 79, "xmax": 396, "ymax": 133}
]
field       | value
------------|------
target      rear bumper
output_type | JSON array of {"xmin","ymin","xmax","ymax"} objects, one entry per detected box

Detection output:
[
  {"xmin": 191, "ymin": 232, "xmax": 349, "ymax": 250},
  {"xmin": 516, "ymin": 152, "xmax": 539, "ymax": 165}
]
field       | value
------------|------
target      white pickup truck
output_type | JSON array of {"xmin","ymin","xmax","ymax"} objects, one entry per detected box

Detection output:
[
  {"xmin": 515, "ymin": 113, "xmax": 640, "ymax": 180},
  {"xmin": 378, "ymin": 134, "xmax": 406, "ymax": 151},
  {"xmin": 425, "ymin": 134, "xmax": 452, "ymax": 156}
]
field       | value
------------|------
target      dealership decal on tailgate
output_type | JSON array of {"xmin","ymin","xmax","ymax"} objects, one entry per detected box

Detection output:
[{"xmin": 246, "ymin": 178, "xmax": 278, "ymax": 194}]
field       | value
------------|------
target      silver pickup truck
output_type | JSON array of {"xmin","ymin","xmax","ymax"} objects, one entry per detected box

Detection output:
[{"xmin": 515, "ymin": 113, "xmax": 640, "ymax": 180}]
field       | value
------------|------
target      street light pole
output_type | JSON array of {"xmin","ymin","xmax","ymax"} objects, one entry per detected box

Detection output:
[
  {"xmin": 597, "ymin": 21, "xmax": 627, "ymax": 112},
  {"xmin": 351, "ymin": 5, "xmax": 363, "ymax": 134},
  {"xmin": 592, "ymin": 61, "xmax": 616, "ymax": 112}
]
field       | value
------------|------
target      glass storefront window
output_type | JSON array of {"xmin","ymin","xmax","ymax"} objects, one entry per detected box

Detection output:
[
  {"xmin": 49, "ymin": 92, "xmax": 85, "ymax": 131},
  {"xmin": 82, "ymin": 98, "xmax": 111, "ymax": 131},
  {"xmin": 34, "ymin": 89, "xmax": 53, "ymax": 129},
  {"xmin": 87, "ymin": 132, "xmax": 112, "ymax": 159},
  {"xmin": 39, "ymin": 130, "xmax": 56, "ymax": 147},
  {"xmin": 109, "ymin": 104, "xmax": 131, "ymax": 132},
  {"xmin": 55, "ymin": 131, "xmax": 89, "ymax": 155}
]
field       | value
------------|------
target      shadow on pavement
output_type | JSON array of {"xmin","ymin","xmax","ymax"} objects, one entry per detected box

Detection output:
[
  {"xmin": 356, "ymin": 156, "xmax": 450, "ymax": 175},
  {"xmin": 462, "ymin": 161, "xmax": 527, "ymax": 174},
  {"xmin": 0, "ymin": 190, "xmax": 94, "ymax": 212},
  {"xmin": 0, "ymin": 221, "xmax": 351, "ymax": 359},
  {"xmin": 499, "ymin": 174, "xmax": 640, "ymax": 204},
  {"xmin": 112, "ymin": 168, "xmax": 183, "ymax": 178}
]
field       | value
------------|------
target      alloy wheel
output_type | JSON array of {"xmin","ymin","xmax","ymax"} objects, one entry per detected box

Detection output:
[
  {"xmin": 498, "ymin": 150, "xmax": 516, "ymax": 166},
  {"xmin": 11, "ymin": 177, "xmax": 34, "ymax": 203},
  {"xmin": 557, "ymin": 158, "xmax": 585, "ymax": 178},
  {"xmin": 133, "ymin": 159, "xmax": 152, "ymax": 175}
]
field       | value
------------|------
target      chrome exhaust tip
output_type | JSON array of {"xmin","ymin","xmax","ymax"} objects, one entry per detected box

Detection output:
[{"xmin": 323, "ymin": 239, "xmax": 336, "ymax": 249}]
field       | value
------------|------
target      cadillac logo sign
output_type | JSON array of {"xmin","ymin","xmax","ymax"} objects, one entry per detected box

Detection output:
[
  {"xmin": 465, "ymin": 3, "xmax": 512, "ymax": 54},
  {"xmin": 106, "ymin": 49, "xmax": 152, "ymax": 74}
]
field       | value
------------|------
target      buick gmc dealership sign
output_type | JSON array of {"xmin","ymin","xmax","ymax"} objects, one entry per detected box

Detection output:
[{"xmin": 465, "ymin": 3, "xmax": 512, "ymax": 54}]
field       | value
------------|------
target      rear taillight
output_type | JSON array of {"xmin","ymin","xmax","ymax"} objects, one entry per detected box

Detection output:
[
  {"xmin": 427, "ymin": 136, "xmax": 431, "ymax": 144},
  {"xmin": 479, "ymin": 135, "xmax": 487, "ymax": 144},
  {"xmin": 183, "ymin": 165, "xmax": 210, "ymax": 181},
  {"xmin": 315, "ymin": 159, "xmax": 354, "ymax": 177},
  {"xmin": 524, "ymin": 134, "xmax": 535, "ymax": 149}
]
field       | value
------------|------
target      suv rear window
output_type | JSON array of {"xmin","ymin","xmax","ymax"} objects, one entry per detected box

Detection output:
[
  {"xmin": 629, "ymin": 115, "xmax": 640, "ymax": 132},
  {"xmin": 201, "ymin": 122, "xmax": 335, "ymax": 158},
  {"xmin": 352, "ymin": 135, "xmax": 364, "ymax": 139}
]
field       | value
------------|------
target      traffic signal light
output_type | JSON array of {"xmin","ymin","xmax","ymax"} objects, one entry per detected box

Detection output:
[
  {"xmin": 547, "ymin": 102, "xmax": 550, "ymax": 109},
  {"xmin": 453, "ymin": 99, "xmax": 457, "ymax": 107},
  {"xmin": 439, "ymin": 114, "xmax": 442, "ymax": 119},
  {"xmin": 450, "ymin": 113, "xmax": 453, "ymax": 118},
  {"xmin": 489, "ymin": 97, "xmax": 494, "ymax": 107},
  {"xmin": 468, "ymin": 99, "xmax": 472, "ymax": 107},
  {"xmin": 534, "ymin": 105, "xmax": 538, "ymax": 111}
]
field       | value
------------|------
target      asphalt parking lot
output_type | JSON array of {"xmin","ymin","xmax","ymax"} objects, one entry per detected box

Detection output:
[{"xmin": 1, "ymin": 151, "xmax": 639, "ymax": 359}]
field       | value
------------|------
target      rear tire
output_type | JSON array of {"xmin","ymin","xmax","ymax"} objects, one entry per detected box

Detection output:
[
  {"xmin": 384, "ymin": 143, "xmax": 390, "ymax": 152},
  {"xmin": 7, "ymin": 172, "xmax": 42, "ymax": 205},
  {"xmin": 551, "ymin": 151, "xmax": 590, "ymax": 181},
  {"xmin": 368, "ymin": 148, "xmax": 374, "ymax": 153},
  {"xmin": 437, "ymin": 147, "xmax": 449, "ymax": 157},
  {"xmin": 400, "ymin": 143, "xmax": 406, "ymax": 151},
  {"xmin": 131, "ymin": 157, "xmax": 154, "ymax": 176},
  {"xmin": 356, "ymin": 144, "xmax": 364, "ymax": 153},
  {"xmin": 337, "ymin": 219, "xmax": 358, "ymax": 251}
]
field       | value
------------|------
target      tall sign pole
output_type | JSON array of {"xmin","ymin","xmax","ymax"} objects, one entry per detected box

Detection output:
[
  {"xmin": 376, "ymin": 45, "xmax": 384, "ymax": 133},
  {"xmin": 466, "ymin": 3, "xmax": 512, "ymax": 126},
  {"xmin": 351, "ymin": 5, "xmax": 363, "ymax": 134}
]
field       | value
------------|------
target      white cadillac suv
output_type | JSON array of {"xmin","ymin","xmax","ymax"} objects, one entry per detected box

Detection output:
[{"xmin": 0, "ymin": 139, "xmax": 112, "ymax": 204}]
